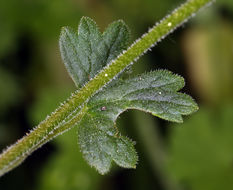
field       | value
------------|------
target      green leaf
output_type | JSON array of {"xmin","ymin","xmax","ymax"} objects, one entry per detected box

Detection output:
[
  {"xmin": 89, "ymin": 70, "xmax": 198, "ymax": 123},
  {"xmin": 77, "ymin": 70, "xmax": 198, "ymax": 174},
  {"xmin": 59, "ymin": 17, "xmax": 130, "ymax": 88},
  {"xmin": 78, "ymin": 114, "xmax": 137, "ymax": 174},
  {"xmin": 0, "ymin": 0, "xmax": 212, "ymax": 177}
]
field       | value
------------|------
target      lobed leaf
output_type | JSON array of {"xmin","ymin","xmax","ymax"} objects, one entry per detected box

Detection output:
[
  {"xmin": 89, "ymin": 70, "xmax": 198, "ymax": 123},
  {"xmin": 78, "ymin": 113, "xmax": 137, "ymax": 174},
  {"xmin": 77, "ymin": 70, "xmax": 198, "ymax": 174},
  {"xmin": 59, "ymin": 17, "xmax": 130, "ymax": 88}
]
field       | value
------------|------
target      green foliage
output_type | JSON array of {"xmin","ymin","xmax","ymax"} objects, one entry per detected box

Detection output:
[
  {"xmin": 0, "ymin": 0, "xmax": 212, "ymax": 177},
  {"xmin": 167, "ymin": 105, "xmax": 233, "ymax": 190},
  {"xmin": 60, "ymin": 17, "xmax": 198, "ymax": 174},
  {"xmin": 88, "ymin": 70, "xmax": 197, "ymax": 123},
  {"xmin": 60, "ymin": 17, "xmax": 130, "ymax": 88}
]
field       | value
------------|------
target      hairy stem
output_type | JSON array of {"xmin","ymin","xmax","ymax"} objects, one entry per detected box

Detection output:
[{"xmin": 0, "ymin": 0, "xmax": 213, "ymax": 177}]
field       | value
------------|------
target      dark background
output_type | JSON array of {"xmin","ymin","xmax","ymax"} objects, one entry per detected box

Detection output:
[{"xmin": 0, "ymin": 0, "xmax": 233, "ymax": 189}]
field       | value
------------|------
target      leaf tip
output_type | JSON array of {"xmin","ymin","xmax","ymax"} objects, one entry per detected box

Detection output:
[{"xmin": 78, "ymin": 16, "xmax": 99, "ymax": 32}]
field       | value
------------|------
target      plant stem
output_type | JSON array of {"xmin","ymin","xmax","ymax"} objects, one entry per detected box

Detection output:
[{"xmin": 0, "ymin": 0, "xmax": 213, "ymax": 177}]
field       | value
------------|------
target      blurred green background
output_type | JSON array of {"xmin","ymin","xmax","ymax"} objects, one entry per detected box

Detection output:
[{"xmin": 0, "ymin": 0, "xmax": 233, "ymax": 189}]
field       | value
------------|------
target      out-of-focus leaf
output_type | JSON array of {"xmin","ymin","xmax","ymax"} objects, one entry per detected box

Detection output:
[
  {"xmin": 167, "ymin": 104, "xmax": 233, "ymax": 190},
  {"xmin": 0, "ymin": 68, "xmax": 21, "ymax": 112},
  {"xmin": 183, "ymin": 16, "xmax": 233, "ymax": 104}
]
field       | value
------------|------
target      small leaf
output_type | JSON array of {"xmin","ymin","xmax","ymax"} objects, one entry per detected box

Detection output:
[
  {"xmin": 59, "ymin": 17, "xmax": 130, "ymax": 88},
  {"xmin": 77, "ymin": 70, "xmax": 198, "ymax": 174},
  {"xmin": 78, "ymin": 113, "xmax": 137, "ymax": 174}
]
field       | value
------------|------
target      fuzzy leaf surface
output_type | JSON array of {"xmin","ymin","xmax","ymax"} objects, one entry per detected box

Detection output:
[
  {"xmin": 77, "ymin": 70, "xmax": 198, "ymax": 174},
  {"xmin": 59, "ymin": 17, "xmax": 130, "ymax": 88}
]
